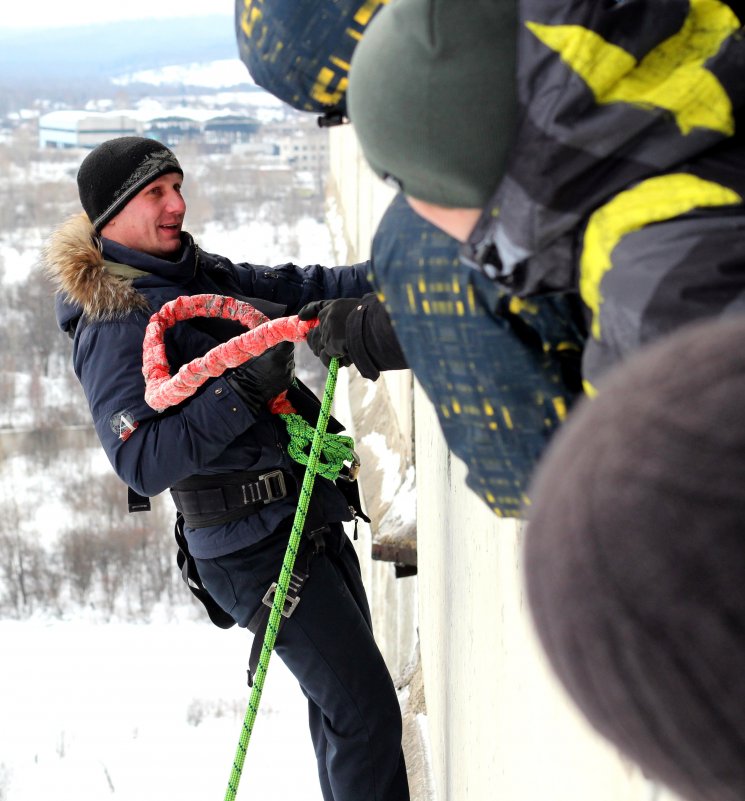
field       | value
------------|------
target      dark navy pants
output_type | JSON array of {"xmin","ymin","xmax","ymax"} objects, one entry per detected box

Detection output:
[{"xmin": 195, "ymin": 521, "xmax": 410, "ymax": 801}]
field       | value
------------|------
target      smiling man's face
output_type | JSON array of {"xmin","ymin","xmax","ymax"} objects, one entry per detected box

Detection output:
[{"xmin": 100, "ymin": 172, "xmax": 186, "ymax": 258}]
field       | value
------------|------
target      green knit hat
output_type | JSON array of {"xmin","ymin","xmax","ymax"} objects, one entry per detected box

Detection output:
[{"xmin": 347, "ymin": 0, "xmax": 517, "ymax": 209}]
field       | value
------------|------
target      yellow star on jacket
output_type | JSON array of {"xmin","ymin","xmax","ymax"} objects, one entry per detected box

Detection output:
[{"xmin": 526, "ymin": 0, "xmax": 739, "ymax": 136}]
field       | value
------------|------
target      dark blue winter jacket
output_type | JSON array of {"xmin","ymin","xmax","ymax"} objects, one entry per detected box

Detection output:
[{"xmin": 46, "ymin": 212, "xmax": 373, "ymax": 557}]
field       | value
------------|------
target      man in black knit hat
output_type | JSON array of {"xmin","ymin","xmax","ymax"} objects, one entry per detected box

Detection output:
[
  {"xmin": 524, "ymin": 314, "xmax": 745, "ymax": 801},
  {"xmin": 76, "ymin": 136, "xmax": 185, "ymax": 237},
  {"xmin": 45, "ymin": 135, "xmax": 410, "ymax": 801}
]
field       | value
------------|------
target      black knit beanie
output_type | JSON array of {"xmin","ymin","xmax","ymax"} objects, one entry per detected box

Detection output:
[
  {"xmin": 347, "ymin": 0, "xmax": 518, "ymax": 208},
  {"xmin": 77, "ymin": 136, "xmax": 183, "ymax": 231},
  {"xmin": 524, "ymin": 315, "xmax": 745, "ymax": 801}
]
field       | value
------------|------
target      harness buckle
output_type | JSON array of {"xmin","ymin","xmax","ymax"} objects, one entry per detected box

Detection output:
[
  {"xmin": 338, "ymin": 450, "xmax": 361, "ymax": 482},
  {"xmin": 243, "ymin": 469, "xmax": 287, "ymax": 505},
  {"xmin": 262, "ymin": 581, "xmax": 301, "ymax": 618}
]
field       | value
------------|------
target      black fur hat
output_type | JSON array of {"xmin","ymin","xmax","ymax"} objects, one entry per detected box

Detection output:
[
  {"xmin": 77, "ymin": 136, "xmax": 183, "ymax": 231},
  {"xmin": 524, "ymin": 315, "xmax": 745, "ymax": 801}
]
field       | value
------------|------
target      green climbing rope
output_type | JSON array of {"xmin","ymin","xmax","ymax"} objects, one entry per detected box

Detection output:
[
  {"xmin": 224, "ymin": 357, "xmax": 343, "ymax": 801},
  {"xmin": 280, "ymin": 412, "xmax": 357, "ymax": 480}
]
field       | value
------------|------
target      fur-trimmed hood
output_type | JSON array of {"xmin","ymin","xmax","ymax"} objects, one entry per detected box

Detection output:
[{"xmin": 43, "ymin": 212, "xmax": 150, "ymax": 329}]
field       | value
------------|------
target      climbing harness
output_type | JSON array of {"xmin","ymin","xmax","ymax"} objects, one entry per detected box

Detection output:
[
  {"xmin": 170, "ymin": 468, "xmax": 291, "ymax": 528},
  {"xmin": 245, "ymin": 524, "xmax": 324, "ymax": 688},
  {"xmin": 142, "ymin": 294, "xmax": 359, "ymax": 800}
]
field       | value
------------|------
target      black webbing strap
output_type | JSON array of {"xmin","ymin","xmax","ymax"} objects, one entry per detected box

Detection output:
[
  {"xmin": 245, "ymin": 526, "xmax": 327, "ymax": 686},
  {"xmin": 174, "ymin": 513, "xmax": 236, "ymax": 630},
  {"xmin": 170, "ymin": 469, "xmax": 290, "ymax": 528},
  {"xmin": 128, "ymin": 486, "xmax": 151, "ymax": 513}
]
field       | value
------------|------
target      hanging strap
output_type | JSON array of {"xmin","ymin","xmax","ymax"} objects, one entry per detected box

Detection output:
[
  {"xmin": 174, "ymin": 512, "xmax": 236, "ymax": 630},
  {"xmin": 245, "ymin": 525, "xmax": 327, "ymax": 686}
]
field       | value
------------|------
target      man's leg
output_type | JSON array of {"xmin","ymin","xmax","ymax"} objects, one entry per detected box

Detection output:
[
  {"xmin": 194, "ymin": 523, "xmax": 409, "ymax": 801},
  {"xmin": 307, "ymin": 700, "xmax": 334, "ymax": 800},
  {"xmin": 274, "ymin": 524, "xmax": 409, "ymax": 801}
]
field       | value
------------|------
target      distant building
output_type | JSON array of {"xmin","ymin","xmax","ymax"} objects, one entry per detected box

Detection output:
[
  {"xmin": 143, "ymin": 113, "xmax": 260, "ymax": 150},
  {"xmin": 38, "ymin": 109, "xmax": 261, "ymax": 152},
  {"xmin": 269, "ymin": 122, "xmax": 329, "ymax": 173},
  {"xmin": 38, "ymin": 111, "xmax": 139, "ymax": 149},
  {"xmin": 203, "ymin": 115, "xmax": 260, "ymax": 150},
  {"xmin": 143, "ymin": 115, "xmax": 201, "ymax": 148}
]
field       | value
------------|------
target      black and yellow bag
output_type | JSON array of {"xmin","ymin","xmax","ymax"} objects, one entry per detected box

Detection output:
[{"xmin": 234, "ymin": 0, "xmax": 390, "ymax": 123}]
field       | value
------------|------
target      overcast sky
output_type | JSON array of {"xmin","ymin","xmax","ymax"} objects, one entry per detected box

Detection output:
[{"xmin": 5, "ymin": 0, "xmax": 233, "ymax": 29}]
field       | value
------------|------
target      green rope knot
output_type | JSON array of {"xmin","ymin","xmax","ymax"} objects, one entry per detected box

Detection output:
[{"xmin": 280, "ymin": 412, "xmax": 357, "ymax": 481}]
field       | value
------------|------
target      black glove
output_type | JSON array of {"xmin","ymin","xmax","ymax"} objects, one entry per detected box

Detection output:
[
  {"xmin": 226, "ymin": 341, "xmax": 295, "ymax": 415},
  {"xmin": 298, "ymin": 298, "xmax": 361, "ymax": 368}
]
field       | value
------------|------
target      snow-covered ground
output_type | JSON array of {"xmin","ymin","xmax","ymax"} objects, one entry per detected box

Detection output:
[{"xmin": 0, "ymin": 615, "xmax": 323, "ymax": 801}]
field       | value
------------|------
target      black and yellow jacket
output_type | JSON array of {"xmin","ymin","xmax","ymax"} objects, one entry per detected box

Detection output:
[{"xmin": 467, "ymin": 0, "xmax": 745, "ymax": 392}]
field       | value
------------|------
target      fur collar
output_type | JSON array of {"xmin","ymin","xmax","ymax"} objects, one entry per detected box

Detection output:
[{"xmin": 43, "ymin": 212, "xmax": 150, "ymax": 321}]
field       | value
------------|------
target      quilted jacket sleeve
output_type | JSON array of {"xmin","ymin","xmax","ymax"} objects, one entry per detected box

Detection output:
[
  {"xmin": 231, "ymin": 259, "xmax": 375, "ymax": 313},
  {"xmin": 74, "ymin": 317, "xmax": 256, "ymax": 497}
]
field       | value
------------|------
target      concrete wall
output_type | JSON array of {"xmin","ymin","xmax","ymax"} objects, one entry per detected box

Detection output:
[
  {"xmin": 328, "ymin": 124, "xmax": 681, "ymax": 801},
  {"xmin": 326, "ymin": 128, "xmax": 419, "ymax": 687}
]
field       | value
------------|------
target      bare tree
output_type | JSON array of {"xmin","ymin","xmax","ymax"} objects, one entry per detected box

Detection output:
[
  {"xmin": 0, "ymin": 498, "xmax": 62, "ymax": 616},
  {"xmin": 60, "ymin": 527, "xmax": 99, "ymax": 605}
]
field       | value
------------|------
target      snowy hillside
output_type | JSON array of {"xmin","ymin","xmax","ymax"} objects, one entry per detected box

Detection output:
[{"xmin": 112, "ymin": 59, "xmax": 254, "ymax": 90}]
